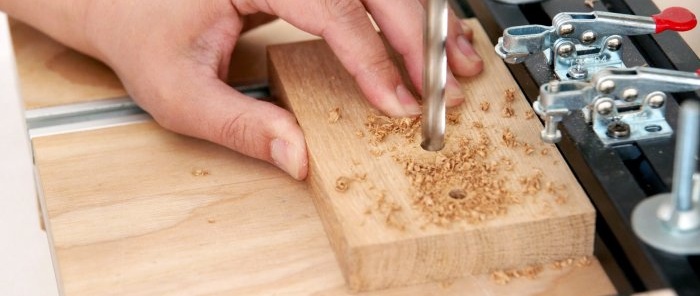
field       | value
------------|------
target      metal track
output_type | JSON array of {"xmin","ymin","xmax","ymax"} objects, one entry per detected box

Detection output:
[{"xmin": 26, "ymin": 83, "xmax": 270, "ymax": 138}]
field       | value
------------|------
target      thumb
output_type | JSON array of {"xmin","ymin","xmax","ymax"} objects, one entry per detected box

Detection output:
[{"xmin": 149, "ymin": 77, "xmax": 308, "ymax": 180}]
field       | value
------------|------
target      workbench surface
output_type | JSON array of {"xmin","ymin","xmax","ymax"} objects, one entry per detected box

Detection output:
[{"xmin": 14, "ymin": 18, "xmax": 617, "ymax": 295}]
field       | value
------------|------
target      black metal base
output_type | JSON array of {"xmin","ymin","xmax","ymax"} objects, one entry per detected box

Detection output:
[{"xmin": 453, "ymin": 0, "xmax": 700, "ymax": 295}]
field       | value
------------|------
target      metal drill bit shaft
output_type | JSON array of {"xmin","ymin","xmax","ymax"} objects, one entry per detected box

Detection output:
[{"xmin": 421, "ymin": 0, "xmax": 448, "ymax": 151}]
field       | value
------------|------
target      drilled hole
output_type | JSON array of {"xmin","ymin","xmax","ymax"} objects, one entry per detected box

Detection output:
[{"xmin": 449, "ymin": 189, "xmax": 467, "ymax": 200}]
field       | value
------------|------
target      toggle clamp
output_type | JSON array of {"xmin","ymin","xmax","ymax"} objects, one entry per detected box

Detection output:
[
  {"xmin": 533, "ymin": 67, "xmax": 700, "ymax": 147},
  {"xmin": 495, "ymin": 7, "xmax": 697, "ymax": 81}
]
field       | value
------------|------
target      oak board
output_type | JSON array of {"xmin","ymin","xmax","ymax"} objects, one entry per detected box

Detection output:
[{"xmin": 269, "ymin": 19, "xmax": 596, "ymax": 291}]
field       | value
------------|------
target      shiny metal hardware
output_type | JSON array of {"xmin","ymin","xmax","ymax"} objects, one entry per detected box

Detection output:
[
  {"xmin": 421, "ymin": 0, "xmax": 448, "ymax": 151},
  {"xmin": 632, "ymin": 100, "xmax": 700, "ymax": 255},
  {"xmin": 495, "ymin": 7, "xmax": 697, "ymax": 80},
  {"xmin": 534, "ymin": 67, "xmax": 700, "ymax": 146}
]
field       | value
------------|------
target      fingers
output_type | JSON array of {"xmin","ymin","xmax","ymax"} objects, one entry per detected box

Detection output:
[
  {"xmin": 362, "ymin": 0, "xmax": 481, "ymax": 109},
  {"xmin": 251, "ymin": 0, "xmax": 421, "ymax": 117},
  {"xmin": 318, "ymin": 1, "xmax": 422, "ymax": 117},
  {"xmin": 447, "ymin": 14, "xmax": 483, "ymax": 77},
  {"xmin": 145, "ymin": 74, "xmax": 308, "ymax": 180}
]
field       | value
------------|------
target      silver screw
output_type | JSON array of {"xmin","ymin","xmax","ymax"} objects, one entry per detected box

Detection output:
[
  {"xmin": 559, "ymin": 24, "xmax": 574, "ymax": 36},
  {"xmin": 581, "ymin": 30, "xmax": 597, "ymax": 44},
  {"xmin": 622, "ymin": 88, "xmax": 639, "ymax": 102},
  {"xmin": 568, "ymin": 64, "xmax": 588, "ymax": 80},
  {"xmin": 556, "ymin": 43, "xmax": 574, "ymax": 58},
  {"xmin": 647, "ymin": 92, "xmax": 666, "ymax": 109},
  {"xmin": 595, "ymin": 99, "xmax": 614, "ymax": 116},
  {"xmin": 606, "ymin": 37, "xmax": 622, "ymax": 51},
  {"xmin": 606, "ymin": 121, "xmax": 631, "ymax": 139},
  {"xmin": 598, "ymin": 80, "xmax": 616, "ymax": 94}
]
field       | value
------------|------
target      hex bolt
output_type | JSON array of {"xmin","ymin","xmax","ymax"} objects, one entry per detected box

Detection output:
[
  {"xmin": 606, "ymin": 37, "xmax": 622, "ymax": 51},
  {"xmin": 598, "ymin": 80, "xmax": 615, "ymax": 94},
  {"xmin": 622, "ymin": 88, "xmax": 639, "ymax": 102},
  {"xmin": 581, "ymin": 30, "xmax": 597, "ymax": 44},
  {"xmin": 647, "ymin": 92, "xmax": 666, "ymax": 109},
  {"xmin": 556, "ymin": 42, "xmax": 574, "ymax": 58},
  {"xmin": 558, "ymin": 23, "xmax": 574, "ymax": 36}
]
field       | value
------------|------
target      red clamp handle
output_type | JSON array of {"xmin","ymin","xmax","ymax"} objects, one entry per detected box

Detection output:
[{"xmin": 653, "ymin": 7, "xmax": 697, "ymax": 33}]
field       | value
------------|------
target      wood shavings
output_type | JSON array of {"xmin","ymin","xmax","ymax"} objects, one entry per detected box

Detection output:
[
  {"xmin": 394, "ymin": 133, "xmax": 517, "ymax": 226},
  {"xmin": 335, "ymin": 176, "xmax": 352, "ymax": 192},
  {"xmin": 480, "ymin": 101, "xmax": 490, "ymax": 112},
  {"xmin": 576, "ymin": 256, "xmax": 593, "ymax": 267},
  {"xmin": 490, "ymin": 264, "xmax": 544, "ymax": 285},
  {"xmin": 540, "ymin": 148, "xmax": 551, "ymax": 156},
  {"xmin": 191, "ymin": 169, "xmax": 210, "ymax": 176},
  {"xmin": 328, "ymin": 107, "xmax": 341, "ymax": 123},
  {"xmin": 519, "ymin": 170, "xmax": 544, "ymax": 195},
  {"xmin": 447, "ymin": 111, "xmax": 461, "ymax": 125},
  {"xmin": 502, "ymin": 128, "xmax": 520, "ymax": 148},
  {"xmin": 501, "ymin": 89, "xmax": 516, "ymax": 118},
  {"xmin": 525, "ymin": 110, "xmax": 535, "ymax": 120},
  {"xmin": 501, "ymin": 107, "xmax": 515, "ymax": 118},
  {"xmin": 492, "ymin": 256, "xmax": 594, "ymax": 285},
  {"xmin": 546, "ymin": 182, "xmax": 569, "ymax": 204},
  {"xmin": 523, "ymin": 143, "xmax": 535, "ymax": 155},
  {"xmin": 370, "ymin": 148, "xmax": 384, "ymax": 157},
  {"xmin": 354, "ymin": 130, "xmax": 364, "ymax": 138},
  {"xmin": 365, "ymin": 113, "xmax": 421, "ymax": 144},
  {"xmin": 207, "ymin": 218, "xmax": 216, "ymax": 224},
  {"xmin": 550, "ymin": 256, "xmax": 592, "ymax": 270},
  {"xmin": 372, "ymin": 190, "xmax": 405, "ymax": 231},
  {"xmin": 505, "ymin": 88, "xmax": 516, "ymax": 102},
  {"xmin": 584, "ymin": 0, "xmax": 597, "ymax": 8}
]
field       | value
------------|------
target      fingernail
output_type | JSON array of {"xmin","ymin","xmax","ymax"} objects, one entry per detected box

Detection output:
[
  {"xmin": 446, "ymin": 75, "xmax": 465, "ymax": 107},
  {"xmin": 457, "ymin": 35, "xmax": 482, "ymax": 63},
  {"xmin": 396, "ymin": 84, "xmax": 422, "ymax": 116},
  {"xmin": 271, "ymin": 138, "xmax": 307, "ymax": 180}
]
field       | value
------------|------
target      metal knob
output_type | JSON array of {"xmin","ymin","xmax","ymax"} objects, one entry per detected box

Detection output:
[{"xmin": 631, "ymin": 100, "xmax": 700, "ymax": 255}]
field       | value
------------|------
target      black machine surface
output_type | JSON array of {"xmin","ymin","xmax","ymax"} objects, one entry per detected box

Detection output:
[{"xmin": 452, "ymin": 0, "xmax": 700, "ymax": 295}]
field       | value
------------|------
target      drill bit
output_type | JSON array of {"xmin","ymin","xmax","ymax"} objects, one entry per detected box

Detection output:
[{"xmin": 421, "ymin": 0, "xmax": 448, "ymax": 151}]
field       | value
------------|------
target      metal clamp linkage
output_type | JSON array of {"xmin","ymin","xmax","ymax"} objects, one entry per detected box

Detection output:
[
  {"xmin": 533, "ymin": 67, "xmax": 700, "ymax": 146},
  {"xmin": 496, "ymin": 7, "xmax": 697, "ymax": 81}
]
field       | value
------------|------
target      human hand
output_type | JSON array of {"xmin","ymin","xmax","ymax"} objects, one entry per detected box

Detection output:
[{"xmin": 82, "ymin": 0, "xmax": 483, "ymax": 180}]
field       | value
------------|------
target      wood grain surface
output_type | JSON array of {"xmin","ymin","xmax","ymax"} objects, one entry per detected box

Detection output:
[
  {"xmin": 269, "ymin": 19, "xmax": 596, "ymax": 291},
  {"xmin": 10, "ymin": 18, "xmax": 316, "ymax": 109},
  {"xmin": 33, "ymin": 122, "xmax": 615, "ymax": 296}
]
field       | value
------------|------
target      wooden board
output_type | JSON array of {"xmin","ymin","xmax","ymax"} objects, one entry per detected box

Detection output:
[
  {"xmin": 32, "ymin": 122, "xmax": 616, "ymax": 295},
  {"xmin": 10, "ymin": 18, "xmax": 316, "ymax": 109},
  {"xmin": 10, "ymin": 19, "xmax": 127, "ymax": 109},
  {"xmin": 268, "ymin": 19, "xmax": 596, "ymax": 291}
]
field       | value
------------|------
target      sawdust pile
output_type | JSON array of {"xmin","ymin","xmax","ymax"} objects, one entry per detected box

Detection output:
[
  {"xmin": 363, "ymin": 110, "xmax": 520, "ymax": 226},
  {"xmin": 356, "ymin": 88, "xmax": 565, "ymax": 228},
  {"xmin": 490, "ymin": 256, "xmax": 593, "ymax": 285},
  {"xmin": 393, "ymin": 133, "xmax": 518, "ymax": 226}
]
